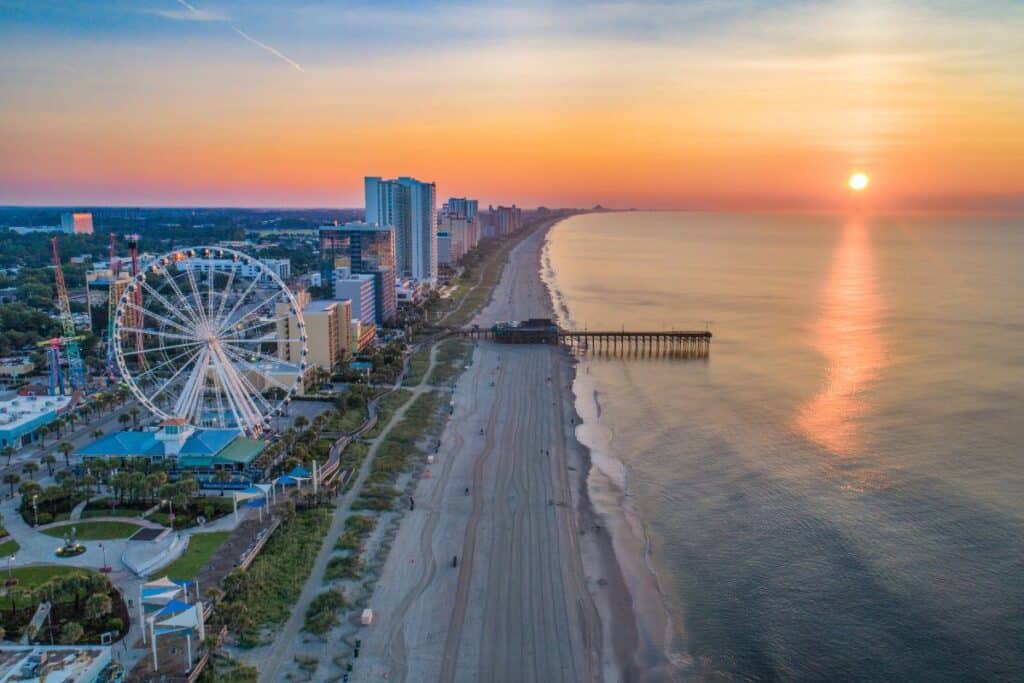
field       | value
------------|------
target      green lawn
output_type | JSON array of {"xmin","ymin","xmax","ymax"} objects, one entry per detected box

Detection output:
[
  {"xmin": 6, "ymin": 565, "xmax": 101, "ymax": 593},
  {"xmin": 401, "ymin": 346, "xmax": 432, "ymax": 386},
  {"xmin": 0, "ymin": 538, "xmax": 20, "ymax": 556},
  {"xmin": 41, "ymin": 520, "xmax": 143, "ymax": 540},
  {"xmin": 161, "ymin": 531, "xmax": 230, "ymax": 580}
]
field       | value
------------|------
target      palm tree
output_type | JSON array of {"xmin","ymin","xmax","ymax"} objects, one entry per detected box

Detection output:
[
  {"xmin": 57, "ymin": 441, "xmax": 74, "ymax": 468},
  {"xmin": 2, "ymin": 446, "xmax": 14, "ymax": 467},
  {"xmin": 41, "ymin": 453, "xmax": 57, "ymax": 477},
  {"xmin": 3, "ymin": 473, "xmax": 20, "ymax": 497},
  {"xmin": 129, "ymin": 406, "xmax": 140, "ymax": 428},
  {"xmin": 294, "ymin": 415, "xmax": 309, "ymax": 431},
  {"xmin": 91, "ymin": 428, "xmax": 103, "ymax": 440},
  {"xmin": 117, "ymin": 413, "xmax": 131, "ymax": 430},
  {"xmin": 22, "ymin": 462, "xmax": 39, "ymax": 480}
]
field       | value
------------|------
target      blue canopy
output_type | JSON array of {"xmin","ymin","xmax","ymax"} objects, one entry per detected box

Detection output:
[
  {"xmin": 156, "ymin": 599, "xmax": 192, "ymax": 618},
  {"xmin": 288, "ymin": 466, "xmax": 311, "ymax": 478}
]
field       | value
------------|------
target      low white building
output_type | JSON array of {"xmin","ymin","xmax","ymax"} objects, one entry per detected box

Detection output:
[
  {"xmin": 177, "ymin": 257, "xmax": 290, "ymax": 283},
  {"xmin": 0, "ymin": 394, "xmax": 72, "ymax": 449}
]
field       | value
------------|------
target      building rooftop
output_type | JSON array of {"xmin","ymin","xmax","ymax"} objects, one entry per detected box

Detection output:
[
  {"xmin": 305, "ymin": 299, "xmax": 338, "ymax": 313},
  {"xmin": 0, "ymin": 644, "xmax": 114, "ymax": 683},
  {"xmin": 76, "ymin": 427, "xmax": 259, "ymax": 466},
  {"xmin": 0, "ymin": 395, "xmax": 71, "ymax": 430}
]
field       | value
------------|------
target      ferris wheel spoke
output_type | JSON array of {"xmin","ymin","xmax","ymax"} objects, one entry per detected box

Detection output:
[
  {"xmin": 206, "ymin": 259, "xmax": 216, "ymax": 325},
  {"xmin": 215, "ymin": 349, "xmax": 276, "ymax": 412},
  {"xmin": 149, "ymin": 347, "xmax": 204, "ymax": 402},
  {"xmin": 139, "ymin": 280, "xmax": 201, "ymax": 328},
  {"xmin": 220, "ymin": 344, "xmax": 297, "ymax": 393},
  {"xmin": 154, "ymin": 264, "xmax": 205, "ymax": 326},
  {"xmin": 213, "ymin": 266, "xmax": 237, "ymax": 325},
  {"xmin": 218, "ymin": 288, "xmax": 285, "ymax": 334},
  {"xmin": 119, "ymin": 339, "xmax": 201, "ymax": 357},
  {"xmin": 222, "ymin": 314, "xmax": 290, "ymax": 341},
  {"xmin": 122, "ymin": 301, "xmax": 196, "ymax": 338},
  {"xmin": 210, "ymin": 344, "xmax": 264, "ymax": 434},
  {"xmin": 118, "ymin": 327, "xmax": 196, "ymax": 343},
  {"xmin": 214, "ymin": 275, "xmax": 262, "ymax": 332},
  {"xmin": 174, "ymin": 346, "xmax": 211, "ymax": 423},
  {"xmin": 183, "ymin": 264, "xmax": 211, "ymax": 325},
  {"xmin": 221, "ymin": 340, "xmax": 301, "ymax": 372},
  {"xmin": 130, "ymin": 346, "xmax": 202, "ymax": 385}
]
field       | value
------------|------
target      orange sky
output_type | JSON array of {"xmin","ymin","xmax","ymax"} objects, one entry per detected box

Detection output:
[{"xmin": 1, "ymin": 1, "xmax": 1022, "ymax": 210}]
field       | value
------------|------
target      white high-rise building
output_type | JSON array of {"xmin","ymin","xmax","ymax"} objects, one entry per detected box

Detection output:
[{"xmin": 364, "ymin": 176, "xmax": 437, "ymax": 284}]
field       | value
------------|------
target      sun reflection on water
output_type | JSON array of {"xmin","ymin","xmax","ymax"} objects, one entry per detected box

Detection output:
[{"xmin": 796, "ymin": 219, "xmax": 887, "ymax": 459}]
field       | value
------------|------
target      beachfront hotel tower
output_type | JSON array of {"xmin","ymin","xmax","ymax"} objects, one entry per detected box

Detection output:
[
  {"xmin": 365, "ymin": 176, "xmax": 437, "ymax": 284},
  {"xmin": 318, "ymin": 221, "xmax": 398, "ymax": 324}
]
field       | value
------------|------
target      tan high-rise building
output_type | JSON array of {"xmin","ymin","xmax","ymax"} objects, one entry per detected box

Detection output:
[{"xmin": 276, "ymin": 290, "xmax": 352, "ymax": 371}]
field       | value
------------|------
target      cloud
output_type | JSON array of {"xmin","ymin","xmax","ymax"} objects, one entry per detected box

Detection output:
[{"xmin": 161, "ymin": 0, "xmax": 304, "ymax": 71}]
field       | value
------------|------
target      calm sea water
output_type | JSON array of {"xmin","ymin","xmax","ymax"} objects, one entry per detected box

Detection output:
[{"xmin": 544, "ymin": 212, "xmax": 1024, "ymax": 681}]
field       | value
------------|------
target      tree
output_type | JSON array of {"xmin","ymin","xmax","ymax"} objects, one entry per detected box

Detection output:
[
  {"xmin": 117, "ymin": 413, "xmax": 130, "ymax": 430},
  {"xmin": 59, "ymin": 621, "xmax": 84, "ymax": 645},
  {"xmin": 3, "ymin": 473, "xmax": 19, "ymax": 496},
  {"xmin": 22, "ymin": 461, "xmax": 39, "ymax": 480},
  {"xmin": 294, "ymin": 415, "xmax": 309, "ymax": 431},
  {"xmin": 2, "ymin": 446, "xmax": 13, "ymax": 467},
  {"xmin": 129, "ymin": 406, "xmax": 140, "ymax": 427},
  {"xmin": 41, "ymin": 453, "xmax": 57, "ymax": 476},
  {"xmin": 91, "ymin": 428, "xmax": 103, "ymax": 440},
  {"xmin": 85, "ymin": 592, "xmax": 113, "ymax": 622},
  {"xmin": 57, "ymin": 441, "xmax": 74, "ymax": 467}
]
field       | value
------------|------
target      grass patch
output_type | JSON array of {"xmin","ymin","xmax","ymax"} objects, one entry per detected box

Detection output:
[
  {"xmin": 334, "ymin": 515, "xmax": 376, "ymax": 552},
  {"xmin": 324, "ymin": 555, "xmax": 362, "ymax": 581},
  {"xmin": 41, "ymin": 520, "xmax": 143, "ymax": 540},
  {"xmin": 161, "ymin": 532, "xmax": 230, "ymax": 581},
  {"xmin": 363, "ymin": 389, "xmax": 413, "ymax": 440},
  {"xmin": 303, "ymin": 589, "xmax": 347, "ymax": 635},
  {"xmin": 354, "ymin": 391, "xmax": 445, "ymax": 511},
  {"xmin": 0, "ymin": 538, "xmax": 21, "ymax": 556},
  {"xmin": 326, "ymin": 407, "xmax": 367, "ymax": 435},
  {"xmin": 401, "ymin": 345, "xmax": 432, "ymax": 386},
  {"xmin": 219, "ymin": 506, "xmax": 333, "ymax": 647},
  {"xmin": 338, "ymin": 440, "xmax": 369, "ymax": 492},
  {"xmin": 428, "ymin": 338, "xmax": 473, "ymax": 386}
]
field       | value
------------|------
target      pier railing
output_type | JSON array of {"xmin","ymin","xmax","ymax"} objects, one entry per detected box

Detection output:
[{"xmin": 456, "ymin": 327, "xmax": 711, "ymax": 358}]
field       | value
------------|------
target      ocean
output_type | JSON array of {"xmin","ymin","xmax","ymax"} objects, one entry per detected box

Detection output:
[{"xmin": 542, "ymin": 211, "xmax": 1024, "ymax": 681}]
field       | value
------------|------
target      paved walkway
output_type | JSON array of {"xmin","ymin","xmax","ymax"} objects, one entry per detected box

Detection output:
[{"xmin": 254, "ymin": 343, "xmax": 442, "ymax": 681}]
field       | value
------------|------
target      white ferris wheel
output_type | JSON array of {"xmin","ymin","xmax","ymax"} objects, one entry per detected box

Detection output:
[{"xmin": 112, "ymin": 246, "xmax": 308, "ymax": 437}]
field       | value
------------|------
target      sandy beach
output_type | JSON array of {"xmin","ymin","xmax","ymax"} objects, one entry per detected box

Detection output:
[{"xmin": 355, "ymin": 219, "xmax": 675, "ymax": 682}]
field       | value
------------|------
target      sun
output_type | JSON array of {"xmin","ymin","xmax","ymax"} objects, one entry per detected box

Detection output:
[{"xmin": 848, "ymin": 172, "xmax": 869, "ymax": 192}]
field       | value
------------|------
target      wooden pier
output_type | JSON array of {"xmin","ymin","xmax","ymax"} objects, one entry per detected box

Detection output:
[{"xmin": 457, "ymin": 320, "xmax": 711, "ymax": 358}]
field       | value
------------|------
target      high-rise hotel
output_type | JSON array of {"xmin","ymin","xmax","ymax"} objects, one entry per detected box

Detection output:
[{"xmin": 365, "ymin": 176, "xmax": 437, "ymax": 284}]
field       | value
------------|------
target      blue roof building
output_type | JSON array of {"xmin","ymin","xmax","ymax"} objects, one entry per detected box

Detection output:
[{"xmin": 76, "ymin": 421, "xmax": 266, "ymax": 479}]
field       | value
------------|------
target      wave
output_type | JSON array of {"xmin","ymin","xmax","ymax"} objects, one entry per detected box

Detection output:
[{"xmin": 541, "ymin": 224, "xmax": 688, "ymax": 676}]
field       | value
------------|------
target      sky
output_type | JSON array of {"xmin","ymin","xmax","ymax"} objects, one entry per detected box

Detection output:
[{"xmin": 1, "ymin": 0, "xmax": 1022, "ymax": 211}]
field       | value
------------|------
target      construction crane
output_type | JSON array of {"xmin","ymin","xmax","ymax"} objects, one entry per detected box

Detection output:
[
  {"xmin": 50, "ymin": 236, "xmax": 87, "ymax": 392},
  {"xmin": 105, "ymin": 233, "xmax": 121, "ymax": 381},
  {"xmin": 126, "ymin": 233, "xmax": 144, "ymax": 364}
]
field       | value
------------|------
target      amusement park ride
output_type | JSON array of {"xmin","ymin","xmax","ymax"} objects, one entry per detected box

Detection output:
[{"xmin": 40, "ymin": 238, "xmax": 307, "ymax": 439}]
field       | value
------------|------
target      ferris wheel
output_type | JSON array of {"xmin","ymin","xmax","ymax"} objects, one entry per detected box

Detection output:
[{"xmin": 112, "ymin": 246, "xmax": 308, "ymax": 437}]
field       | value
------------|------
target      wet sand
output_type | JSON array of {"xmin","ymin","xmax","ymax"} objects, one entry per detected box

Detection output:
[{"xmin": 355, "ymin": 220, "xmax": 670, "ymax": 681}]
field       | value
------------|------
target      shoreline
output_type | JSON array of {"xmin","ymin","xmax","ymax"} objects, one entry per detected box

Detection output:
[
  {"xmin": 348, "ymin": 215, "xmax": 659, "ymax": 682},
  {"xmin": 538, "ymin": 221, "xmax": 683, "ymax": 680}
]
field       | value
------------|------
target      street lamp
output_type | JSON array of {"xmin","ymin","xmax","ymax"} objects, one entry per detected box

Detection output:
[
  {"xmin": 6, "ymin": 553, "xmax": 15, "ymax": 584},
  {"xmin": 99, "ymin": 542, "xmax": 111, "ymax": 573},
  {"xmin": 32, "ymin": 494, "xmax": 38, "ymax": 527}
]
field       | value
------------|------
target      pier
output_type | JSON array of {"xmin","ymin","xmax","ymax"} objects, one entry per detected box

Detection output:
[{"xmin": 457, "ymin": 318, "xmax": 711, "ymax": 358}]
